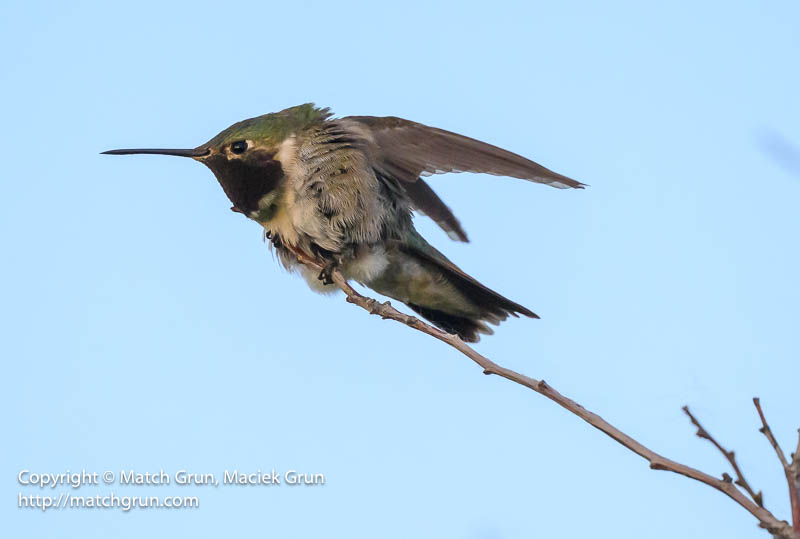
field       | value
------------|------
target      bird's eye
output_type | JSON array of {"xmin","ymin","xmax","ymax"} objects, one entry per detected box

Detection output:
[{"xmin": 230, "ymin": 140, "xmax": 248, "ymax": 154}]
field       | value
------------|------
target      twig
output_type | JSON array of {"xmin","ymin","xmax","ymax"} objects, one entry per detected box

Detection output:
[
  {"xmin": 793, "ymin": 429, "xmax": 800, "ymax": 485},
  {"xmin": 683, "ymin": 406, "xmax": 764, "ymax": 507},
  {"xmin": 793, "ymin": 430, "xmax": 800, "ymax": 474},
  {"xmin": 291, "ymin": 249, "xmax": 797, "ymax": 538},
  {"xmin": 792, "ymin": 431, "xmax": 800, "ymax": 527},
  {"xmin": 754, "ymin": 398, "xmax": 800, "ymax": 534}
]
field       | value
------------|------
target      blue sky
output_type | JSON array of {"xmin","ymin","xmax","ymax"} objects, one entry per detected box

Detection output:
[{"xmin": 2, "ymin": 1, "xmax": 799, "ymax": 537}]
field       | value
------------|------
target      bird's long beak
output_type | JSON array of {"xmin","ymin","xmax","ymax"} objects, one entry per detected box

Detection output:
[{"xmin": 101, "ymin": 148, "xmax": 209, "ymax": 158}]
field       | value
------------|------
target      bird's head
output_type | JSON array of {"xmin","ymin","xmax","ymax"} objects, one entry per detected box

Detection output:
[{"xmin": 103, "ymin": 104, "xmax": 332, "ymax": 217}]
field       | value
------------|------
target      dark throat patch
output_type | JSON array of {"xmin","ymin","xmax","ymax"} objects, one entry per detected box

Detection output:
[{"xmin": 202, "ymin": 150, "xmax": 284, "ymax": 214}]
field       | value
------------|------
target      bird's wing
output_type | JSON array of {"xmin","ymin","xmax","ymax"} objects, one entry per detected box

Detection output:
[
  {"xmin": 395, "ymin": 176, "xmax": 469, "ymax": 242},
  {"xmin": 345, "ymin": 115, "xmax": 584, "ymax": 188},
  {"xmin": 344, "ymin": 116, "xmax": 583, "ymax": 243}
]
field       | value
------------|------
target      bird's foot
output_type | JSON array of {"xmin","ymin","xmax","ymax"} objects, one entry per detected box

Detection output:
[{"xmin": 318, "ymin": 262, "xmax": 338, "ymax": 286}]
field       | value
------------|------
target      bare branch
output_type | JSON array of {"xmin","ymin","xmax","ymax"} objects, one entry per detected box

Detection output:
[
  {"xmin": 755, "ymin": 398, "xmax": 792, "ymax": 469},
  {"xmin": 290, "ymin": 248, "xmax": 797, "ymax": 538},
  {"xmin": 793, "ymin": 430, "xmax": 800, "ymax": 472},
  {"xmin": 754, "ymin": 398, "xmax": 800, "ymax": 534},
  {"xmin": 683, "ymin": 406, "xmax": 764, "ymax": 507}
]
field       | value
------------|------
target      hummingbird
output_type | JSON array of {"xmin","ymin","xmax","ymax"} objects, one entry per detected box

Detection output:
[{"xmin": 104, "ymin": 104, "xmax": 583, "ymax": 342}]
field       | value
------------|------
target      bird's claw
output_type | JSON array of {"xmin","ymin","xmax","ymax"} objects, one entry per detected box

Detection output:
[{"xmin": 318, "ymin": 263, "xmax": 336, "ymax": 285}]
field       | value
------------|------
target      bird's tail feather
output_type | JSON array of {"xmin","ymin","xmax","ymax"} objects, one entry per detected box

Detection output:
[
  {"xmin": 368, "ymin": 233, "xmax": 537, "ymax": 342},
  {"xmin": 405, "ymin": 302, "xmax": 495, "ymax": 342}
]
